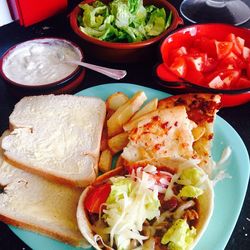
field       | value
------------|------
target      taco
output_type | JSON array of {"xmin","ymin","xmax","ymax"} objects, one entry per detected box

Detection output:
[{"xmin": 77, "ymin": 158, "xmax": 214, "ymax": 250}]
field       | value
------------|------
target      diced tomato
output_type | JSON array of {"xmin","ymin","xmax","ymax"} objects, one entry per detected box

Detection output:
[
  {"xmin": 226, "ymin": 33, "xmax": 245, "ymax": 55},
  {"xmin": 185, "ymin": 52, "xmax": 207, "ymax": 72},
  {"xmin": 235, "ymin": 77, "xmax": 250, "ymax": 89},
  {"xmin": 221, "ymin": 70, "xmax": 240, "ymax": 86},
  {"xmin": 243, "ymin": 46, "xmax": 250, "ymax": 60},
  {"xmin": 169, "ymin": 56, "xmax": 187, "ymax": 78},
  {"xmin": 169, "ymin": 46, "xmax": 187, "ymax": 63},
  {"xmin": 192, "ymin": 36, "xmax": 217, "ymax": 58},
  {"xmin": 185, "ymin": 69, "xmax": 204, "ymax": 84},
  {"xmin": 208, "ymin": 75, "xmax": 224, "ymax": 89},
  {"xmin": 203, "ymin": 57, "xmax": 218, "ymax": 73},
  {"xmin": 206, "ymin": 69, "xmax": 241, "ymax": 89},
  {"xmin": 215, "ymin": 40, "xmax": 233, "ymax": 59},
  {"xmin": 84, "ymin": 183, "xmax": 111, "ymax": 214},
  {"xmin": 219, "ymin": 52, "xmax": 247, "ymax": 70}
]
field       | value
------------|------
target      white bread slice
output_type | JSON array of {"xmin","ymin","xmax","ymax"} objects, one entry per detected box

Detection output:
[
  {"xmin": 0, "ymin": 131, "xmax": 88, "ymax": 247},
  {"xmin": 1, "ymin": 94, "xmax": 106, "ymax": 187}
]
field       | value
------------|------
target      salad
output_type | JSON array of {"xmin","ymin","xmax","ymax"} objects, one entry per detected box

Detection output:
[{"xmin": 77, "ymin": 0, "xmax": 172, "ymax": 42}]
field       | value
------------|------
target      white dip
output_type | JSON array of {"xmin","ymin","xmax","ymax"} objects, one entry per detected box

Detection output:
[{"xmin": 2, "ymin": 38, "xmax": 82, "ymax": 86}]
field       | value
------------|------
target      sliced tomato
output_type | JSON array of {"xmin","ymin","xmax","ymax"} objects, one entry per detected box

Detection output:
[
  {"xmin": 84, "ymin": 183, "xmax": 111, "ymax": 214},
  {"xmin": 169, "ymin": 56, "xmax": 187, "ymax": 78},
  {"xmin": 215, "ymin": 40, "xmax": 233, "ymax": 59}
]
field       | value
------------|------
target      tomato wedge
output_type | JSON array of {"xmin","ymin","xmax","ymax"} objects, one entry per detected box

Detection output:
[{"xmin": 84, "ymin": 183, "xmax": 111, "ymax": 214}]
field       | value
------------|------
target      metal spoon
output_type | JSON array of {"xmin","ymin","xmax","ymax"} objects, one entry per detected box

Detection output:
[{"xmin": 58, "ymin": 54, "xmax": 127, "ymax": 80}]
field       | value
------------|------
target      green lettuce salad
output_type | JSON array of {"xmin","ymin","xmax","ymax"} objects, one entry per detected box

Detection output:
[{"xmin": 77, "ymin": 0, "xmax": 172, "ymax": 42}]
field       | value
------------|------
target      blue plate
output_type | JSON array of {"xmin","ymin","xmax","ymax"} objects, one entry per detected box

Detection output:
[{"xmin": 9, "ymin": 83, "xmax": 250, "ymax": 250}]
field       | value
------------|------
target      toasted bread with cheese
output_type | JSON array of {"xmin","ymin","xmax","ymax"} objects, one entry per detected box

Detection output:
[
  {"xmin": 1, "ymin": 94, "xmax": 106, "ymax": 187},
  {"xmin": 0, "ymin": 131, "xmax": 88, "ymax": 247},
  {"xmin": 122, "ymin": 106, "xmax": 198, "ymax": 163},
  {"xmin": 158, "ymin": 93, "xmax": 221, "ymax": 172}
]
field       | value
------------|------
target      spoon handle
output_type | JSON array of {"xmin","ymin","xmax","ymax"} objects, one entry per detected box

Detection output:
[{"xmin": 68, "ymin": 60, "xmax": 127, "ymax": 80}]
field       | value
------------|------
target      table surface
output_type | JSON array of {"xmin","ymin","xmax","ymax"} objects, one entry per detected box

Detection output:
[{"xmin": 0, "ymin": 0, "xmax": 249, "ymax": 249}]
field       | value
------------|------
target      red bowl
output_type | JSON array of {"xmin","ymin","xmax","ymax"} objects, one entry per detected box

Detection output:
[
  {"xmin": 69, "ymin": 0, "xmax": 183, "ymax": 63},
  {"xmin": 155, "ymin": 23, "xmax": 250, "ymax": 107}
]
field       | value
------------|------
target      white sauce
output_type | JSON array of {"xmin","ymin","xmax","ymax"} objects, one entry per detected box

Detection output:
[{"xmin": 2, "ymin": 39, "xmax": 82, "ymax": 86}]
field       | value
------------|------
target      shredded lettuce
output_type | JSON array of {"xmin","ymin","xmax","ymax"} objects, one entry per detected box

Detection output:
[
  {"xmin": 103, "ymin": 173, "xmax": 160, "ymax": 249},
  {"xmin": 78, "ymin": 0, "xmax": 172, "ymax": 42},
  {"xmin": 161, "ymin": 219, "xmax": 196, "ymax": 250}
]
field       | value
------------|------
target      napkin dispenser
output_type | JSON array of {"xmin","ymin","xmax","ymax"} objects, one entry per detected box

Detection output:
[{"xmin": 7, "ymin": 0, "xmax": 68, "ymax": 27}]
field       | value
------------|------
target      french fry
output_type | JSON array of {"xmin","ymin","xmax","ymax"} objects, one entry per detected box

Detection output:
[
  {"xmin": 107, "ymin": 91, "xmax": 147, "ymax": 137},
  {"xmin": 115, "ymin": 155, "xmax": 124, "ymax": 168},
  {"xmin": 100, "ymin": 126, "xmax": 108, "ymax": 151},
  {"xmin": 131, "ymin": 98, "xmax": 158, "ymax": 121},
  {"xmin": 123, "ymin": 109, "xmax": 159, "ymax": 132},
  {"xmin": 108, "ymin": 132, "xmax": 129, "ymax": 154},
  {"xmin": 98, "ymin": 149, "xmax": 112, "ymax": 173},
  {"xmin": 192, "ymin": 126, "xmax": 205, "ymax": 141},
  {"xmin": 106, "ymin": 92, "xmax": 129, "ymax": 111}
]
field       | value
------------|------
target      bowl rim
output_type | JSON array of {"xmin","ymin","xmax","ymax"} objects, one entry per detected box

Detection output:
[
  {"xmin": 156, "ymin": 23, "xmax": 250, "ymax": 94},
  {"xmin": 69, "ymin": 0, "xmax": 183, "ymax": 49},
  {"xmin": 0, "ymin": 37, "xmax": 85, "ymax": 89}
]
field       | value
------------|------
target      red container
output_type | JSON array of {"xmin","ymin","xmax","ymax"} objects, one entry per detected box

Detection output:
[
  {"xmin": 69, "ymin": 0, "xmax": 183, "ymax": 63},
  {"xmin": 155, "ymin": 23, "xmax": 250, "ymax": 107}
]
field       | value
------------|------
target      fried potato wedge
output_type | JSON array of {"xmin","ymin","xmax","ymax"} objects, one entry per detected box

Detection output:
[
  {"xmin": 106, "ymin": 92, "xmax": 129, "ymax": 111},
  {"xmin": 108, "ymin": 132, "xmax": 129, "ymax": 154},
  {"xmin": 107, "ymin": 91, "xmax": 147, "ymax": 137},
  {"xmin": 131, "ymin": 98, "xmax": 158, "ymax": 121},
  {"xmin": 123, "ymin": 109, "xmax": 159, "ymax": 132},
  {"xmin": 98, "ymin": 149, "xmax": 112, "ymax": 173},
  {"xmin": 115, "ymin": 155, "xmax": 124, "ymax": 168}
]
